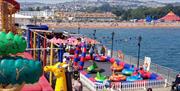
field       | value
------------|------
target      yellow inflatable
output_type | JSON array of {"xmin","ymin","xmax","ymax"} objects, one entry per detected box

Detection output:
[{"xmin": 44, "ymin": 62, "xmax": 67, "ymax": 91}]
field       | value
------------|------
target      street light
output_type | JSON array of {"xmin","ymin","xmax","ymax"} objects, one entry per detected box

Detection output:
[
  {"xmin": 93, "ymin": 30, "xmax": 96, "ymax": 40},
  {"xmin": 137, "ymin": 36, "xmax": 142, "ymax": 68},
  {"xmin": 111, "ymin": 32, "xmax": 115, "ymax": 57},
  {"xmin": 78, "ymin": 27, "xmax": 80, "ymax": 34}
]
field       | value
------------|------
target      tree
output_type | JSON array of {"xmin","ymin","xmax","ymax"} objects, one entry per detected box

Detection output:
[
  {"xmin": 28, "ymin": 7, "xmax": 34, "ymax": 11},
  {"xmin": 36, "ymin": 7, "xmax": 41, "ymax": 11}
]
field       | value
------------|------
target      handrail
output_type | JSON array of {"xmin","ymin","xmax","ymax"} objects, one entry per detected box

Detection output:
[{"xmin": 80, "ymin": 72, "xmax": 166, "ymax": 91}]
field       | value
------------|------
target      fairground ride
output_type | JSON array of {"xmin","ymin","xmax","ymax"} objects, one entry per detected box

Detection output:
[{"xmin": 0, "ymin": 0, "xmax": 20, "ymax": 33}]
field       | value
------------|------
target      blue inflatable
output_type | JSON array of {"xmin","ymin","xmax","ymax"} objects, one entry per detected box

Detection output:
[
  {"xmin": 122, "ymin": 67, "xmax": 135, "ymax": 76},
  {"xmin": 126, "ymin": 74, "xmax": 143, "ymax": 81}
]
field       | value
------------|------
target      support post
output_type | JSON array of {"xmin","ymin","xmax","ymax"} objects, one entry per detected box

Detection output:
[
  {"xmin": 111, "ymin": 32, "xmax": 115, "ymax": 57},
  {"xmin": 43, "ymin": 33, "xmax": 47, "ymax": 67},
  {"xmin": 49, "ymin": 42, "xmax": 54, "ymax": 86},
  {"xmin": 30, "ymin": 31, "xmax": 33, "ymax": 55},
  {"xmin": 27, "ymin": 29, "xmax": 31, "ymax": 49},
  {"xmin": 33, "ymin": 32, "xmax": 36, "ymax": 59},
  {"xmin": 58, "ymin": 44, "xmax": 64, "ymax": 63},
  {"xmin": 37, "ymin": 35, "xmax": 41, "ymax": 61},
  {"xmin": 137, "ymin": 36, "xmax": 142, "ymax": 68}
]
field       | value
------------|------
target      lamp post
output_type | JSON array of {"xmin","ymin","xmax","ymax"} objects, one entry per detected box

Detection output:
[
  {"xmin": 137, "ymin": 36, "xmax": 142, "ymax": 68},
  {"xmin": 93, "ymin": 30, "xmax": 96, "ymax": 40},
  {"xmin": 111, "ymin": 32, "xmax": 115, "ymax": 57},
  {"xmin": 78, "ymin": 27, "xmax": 80, "ymax": 34}
]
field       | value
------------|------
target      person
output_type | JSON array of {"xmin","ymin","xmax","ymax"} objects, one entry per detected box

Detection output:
[
  {"xmin": 63, "ymin": 56, "xmax": 67, "ymax": 63},
  {"xmin": 147, "ymin": 88, "xmax": 152, "ymax": 91},
  {"xmin": 89, "ymin": 45, "xmax": 94, "ymax": 60},
  {"xmin": 73, "ymin": 78, "xmax": 83, "ymax": 91},
  {"xmin": 73, "ymin": 66, "xmax": 79, "ymax": 80},
  {"xmin": 172, "ymin": 73, "xmax": 180, "ymax": 90},
  {"xmin": 101, "ymin": 45, "xmax": 106, "ymax": 56},
  {"xmin": 68, "ymin": 59, "xmax": 73, "ymax": 73}
]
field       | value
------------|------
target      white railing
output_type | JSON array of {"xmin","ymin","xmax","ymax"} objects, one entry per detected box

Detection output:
[
  {"xmin": 80, "ymin": 72, "xmax": 167, "ymax": 91},
  {"xmin": 80, "ymin": 72, "xmax": 96, "ymax": 91}
]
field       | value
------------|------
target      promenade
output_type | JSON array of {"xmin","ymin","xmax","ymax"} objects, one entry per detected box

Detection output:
[{"xmin": 39, "ymin": 22, "xmax": 180, "ymax": 29}]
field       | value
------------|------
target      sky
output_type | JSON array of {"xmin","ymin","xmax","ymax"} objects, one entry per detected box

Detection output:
[{"xmin": 16, "ymin": 0, "xmax": 180, "ymax": 4}]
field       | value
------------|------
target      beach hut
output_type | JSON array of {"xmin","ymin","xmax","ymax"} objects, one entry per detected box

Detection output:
[{"xmin": 159, "ymin": 11, "xmax": 180, "ymax": 22}]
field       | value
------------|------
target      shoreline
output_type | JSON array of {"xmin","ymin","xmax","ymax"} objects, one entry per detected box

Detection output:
[{"xmin": 39, "ymin": 22, "xmax": 180, "ymax": 29}]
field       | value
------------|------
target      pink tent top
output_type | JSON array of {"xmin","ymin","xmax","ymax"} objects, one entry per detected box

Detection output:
[
  {"xmin": 50, "ymin": 36, "xmax": 100, "ymax": 45},
  {"xmin": 160, "ymin": 11, "xmax": 180, "ymax": 21}
]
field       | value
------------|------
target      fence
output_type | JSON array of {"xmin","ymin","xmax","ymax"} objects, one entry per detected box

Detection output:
[{"xmin": 80, "ymin": 72, "xmax": 167, "ymax": 91}]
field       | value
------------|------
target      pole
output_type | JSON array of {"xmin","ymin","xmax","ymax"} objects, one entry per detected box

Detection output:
[
  {"xmin": 33, "ymin": 32, "xmax": 36, "ymax": 59},
  {"xmin": 111, "ymin": 32, "xmax": 115, "ymax": 57},
  {"xmin": 93, "ymin": 30, "xmax": 96, "ymax": 40},
  {"xmin": 78, "ymin": 26, "xmax": 80, "ymax": 34},
  {"xmin": 43, "ymin": 33, "xmax": 47, "ymax": 67},
  {"xmin": 27, "ymin": 29, "xmax": 31, "ymax": 49},
  {"xmin": 49, "ymin": 42, "xmax": 54, "ymax": 86},
  {"xmin": 58, "ymin": 44, "xmax": 64, "ymax": 63},
  {"xmin": 137, "ymin": 36, "xmax": 142, "ymax": 68},
  {"xmin": 37, "ymin": 35, "xmax": 41, "ymax": 61},
  {"xmin": 30, "ymin": 31, "xmax": 33, "ymax": 55}
]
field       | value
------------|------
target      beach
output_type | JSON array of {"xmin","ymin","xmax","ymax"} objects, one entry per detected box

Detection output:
[{"xmin": 40, "ymin": 22, "xmax": 180, "ymax": 29}]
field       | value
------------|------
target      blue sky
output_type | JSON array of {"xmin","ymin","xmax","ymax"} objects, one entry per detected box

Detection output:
[{"xmin": 17, "ymin": 0, "xmax": 180, "ymax": 4}]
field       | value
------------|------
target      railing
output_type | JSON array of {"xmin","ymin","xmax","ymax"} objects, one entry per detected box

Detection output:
[
  {"xmin": 80, "ymin": 72, "xmax": 167, "ymax": 91},
  {"xmin": 80, "ymin": 72, "xmax": 97, "ymax": 91}
]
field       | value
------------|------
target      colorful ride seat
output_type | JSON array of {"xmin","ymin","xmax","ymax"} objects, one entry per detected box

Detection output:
[
  {"xmin": 122, "ymin": 68, "xmax": 134, "ymax": 76},
  {"xmin": 126, "ymin": 74, "xmax": 143, "ymax": 81},
  {"xmin": 87, "ymin": 62, "xmax": 98, "ymax": 72},
  {"xmin": 109, "ymin": 73, "xmax": 126, "ymax": 82},
  {"xmin": 94, "ymin": 72, "xmax": 107, "ymax": 83},
  {"xmin": 111, "ymin": 62, "xmax": 124, "ymax": 71}
]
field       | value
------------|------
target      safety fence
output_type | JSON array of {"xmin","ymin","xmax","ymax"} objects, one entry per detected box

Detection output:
[{"xmin": 80, "ymin": 72, "xmax": 167, "ymax": 91}]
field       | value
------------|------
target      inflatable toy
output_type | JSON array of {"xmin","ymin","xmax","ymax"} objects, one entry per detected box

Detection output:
[
  {"xmin": 0, "ymin": 57, "xmax": 43, "ymax": 85},
  {"xmin": 133, "ymin": 69, "xmax": 151, "ymax": 79},
  {"xmin": 87, "ymin": 62, "xmax": 98, "ymax": 72},
  {"xmin": 0, "ymin": 32, "xmax": 27, "ymax": 55},
  {"xmin": 126, "ymin": 74, "xmax": 143, "ymax": 81},
  {"xmin": 95, "ymin": 72, "xmax": 106, "ymax": 83},
  {"xmin": 141, "ymin": 72, "xmax": 151, "ymax": 79},
  {"xmin": 44, "ymin": 62, "xmax": 67, "ymax": 91},
  {"xmin": 111, "ymin": 62, "xmax": 123, "ymax": 71},
  {"xmin": 122, "ymin": 68, "xmax": 134, "ymax": 76},
  {"xmin": 109, "ymin": 73, "xmax": 126, "ymax": 82}
]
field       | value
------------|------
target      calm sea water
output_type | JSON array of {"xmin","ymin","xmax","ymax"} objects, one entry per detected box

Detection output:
[{"xmin": 56, "ymin": 28, "xmax": 180, "ymax": 71}]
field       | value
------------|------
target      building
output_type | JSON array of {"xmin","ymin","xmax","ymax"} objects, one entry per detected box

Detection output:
[
  {"xmin": 56, "ymin": 12, "xmax": 117, "ymax": 22},
  {"xmin": 15, "ymin": 14, "xmax": 32, "ymax": 25},
  {"xmin": 18, "ymin": 10, "xmax": 55, "ymax": 19}
]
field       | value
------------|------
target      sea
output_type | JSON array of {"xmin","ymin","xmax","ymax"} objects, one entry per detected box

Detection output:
[{"xmin": 56, "ymin": 28, "xmax": 180, "ymax": 71}]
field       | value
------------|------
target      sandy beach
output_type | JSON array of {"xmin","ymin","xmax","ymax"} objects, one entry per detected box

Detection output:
[{"xmin": 40, "ymin": 22, "xmax": 180, "ymax": 29}]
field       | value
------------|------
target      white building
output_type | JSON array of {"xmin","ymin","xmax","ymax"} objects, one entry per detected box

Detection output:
[
  {"xmin": 15, "ymin": 14, "xmax": 32, "ymax": 25},
  {"xmin": 18, "ymin": 10, "xmax": 55, "ymax": 19}
]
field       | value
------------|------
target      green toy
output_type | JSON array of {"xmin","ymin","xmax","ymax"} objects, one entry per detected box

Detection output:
[
  {"xmin": 0, "ymin": 57, "xmax": 43, "ymax": 85},
  {"xmin": 87, "ymin": 62, "xmax": 98, "ymax": 72},
  {"xmin": 94, "ymin": 72, "xmax": 106, "ymax": 82},
  {"xmin": 0, "ymin": 31, "xmax": 27, "ymax": 55}
]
